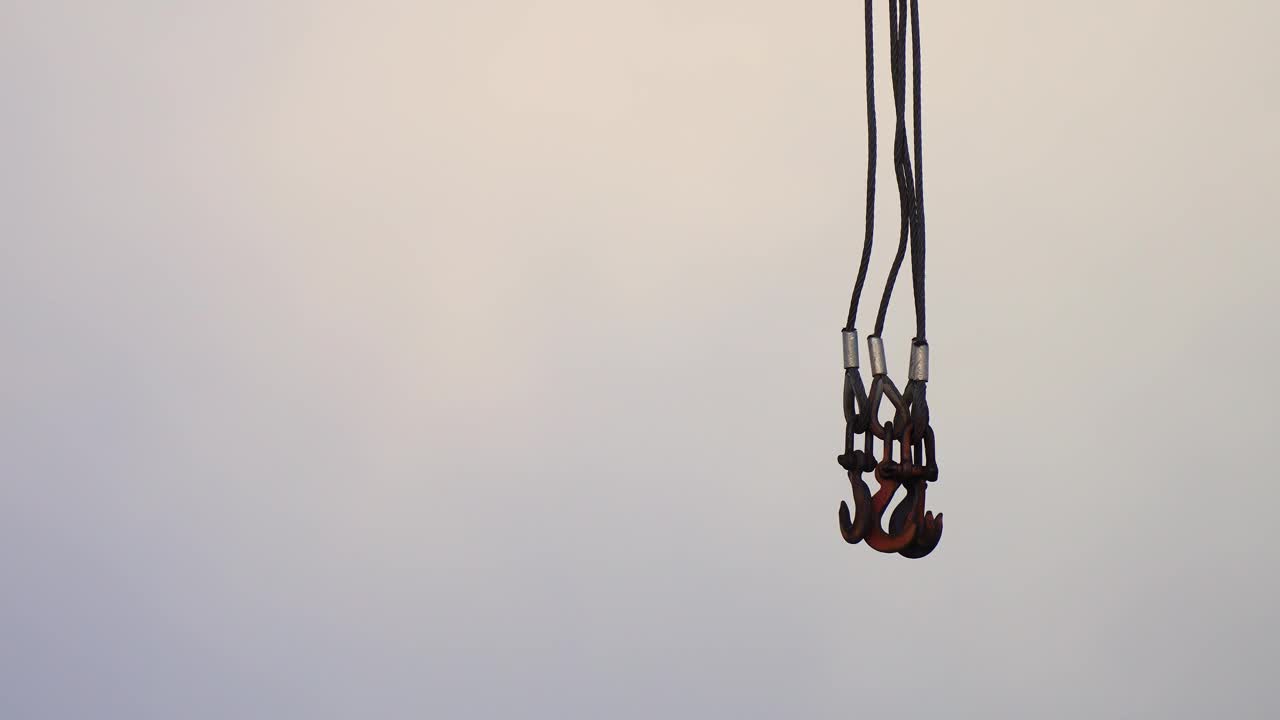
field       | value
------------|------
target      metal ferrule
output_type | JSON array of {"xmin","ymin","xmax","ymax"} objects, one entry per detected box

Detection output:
[
  {"xmin": 841, "ymin": 330, "xmax": 860, "ymax": 369},
  {"xmin": 909, "ymin": 342, "xmax": 929, "ymax": 381},
  {"xmin": 867, "ymin": 336, "xmax": 887, "ymax": 376}
]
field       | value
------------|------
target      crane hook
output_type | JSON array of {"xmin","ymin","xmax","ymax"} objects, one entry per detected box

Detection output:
[{"xmin": 863, "ymin": 420, "xmax": 919, "ymax": 553}]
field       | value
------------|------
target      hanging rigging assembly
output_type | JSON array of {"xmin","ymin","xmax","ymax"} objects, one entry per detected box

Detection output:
[{"xmin": 837, "ymin": 0, "xmax": 942, "ymax": 559}]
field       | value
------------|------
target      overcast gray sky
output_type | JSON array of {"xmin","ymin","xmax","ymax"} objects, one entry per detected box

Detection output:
[{"xmin": 3, "ymin": 1, "xmax": 1279, "ymax": 718}]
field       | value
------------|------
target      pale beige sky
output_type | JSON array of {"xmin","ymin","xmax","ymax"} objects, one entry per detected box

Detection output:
[{"xmin": 3, "ymin": 2, "xmax": 1279, "ymax": 718}]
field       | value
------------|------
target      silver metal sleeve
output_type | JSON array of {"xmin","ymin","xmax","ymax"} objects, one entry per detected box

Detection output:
[
  {"xmin": 841, "ymin": 330, "xmax": 859, "ymax": 369},
  {"xmin": 867, "ymin": 336, "xmax": 887, "ymax": 376},
  {"xmin": 909, "ymin": 343, "xmax": 929, "ymax": 381}
]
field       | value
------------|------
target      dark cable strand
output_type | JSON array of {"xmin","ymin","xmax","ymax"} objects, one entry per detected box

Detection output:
[
  {"xmin": 908, "ymin": 0, "xmax": 926, "ymax": 345},
  {"xmin": 873, "ymin": 0, "xmax": 915, "ymax": 337},
  {"xmin": 839, "ymin": 1, "xmax": 879, "ymax": 474},
  {"xmin": 845, "ymin": 0, "xmax": 878, "ymax": 331},
  {"xmin": 906, "ymin": 0, "xmax": 929, "ymax": 431}
]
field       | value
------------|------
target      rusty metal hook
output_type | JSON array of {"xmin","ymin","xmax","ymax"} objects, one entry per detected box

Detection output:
[
  {"xmin": 839, "ymin": 461, "xmax": 873, "ymax": 544},
  {"xmin": 837, "ymin": 363, "xmax": 877, "ymax": 543},
  {"xmin": 889, "ymin": 423, "xmax": 943, "ymax": 558},
  {"xmin": 838, "ymin": 400, "xmax": 877, "ymax": 543},
  {"xmin": 889, "ymin": 481, "xmax": 942, "ymax": 558},
  {"xmin": 863, "ymin": 421, "xmax": 919, "ymax": 553}
]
